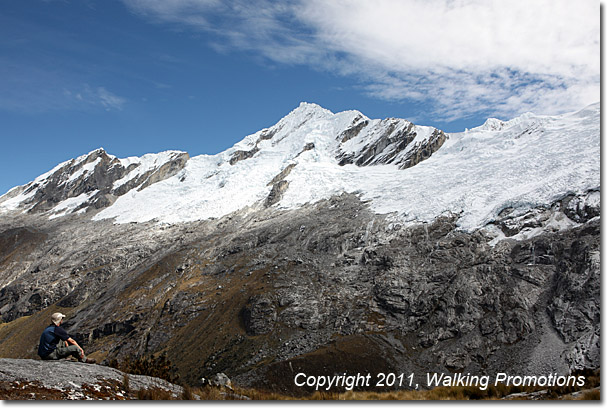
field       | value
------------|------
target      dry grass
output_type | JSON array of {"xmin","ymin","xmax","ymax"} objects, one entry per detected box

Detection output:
[
  {"xmin": 3, "ymin": 380, "xmax": 599, "ymax": 401},
  {"xmin": 580, "ymin": 389, "xmax": 600, "ymax": 400},
  {"xmin": 191, "ymin": 386, "xmax": 229, "ymax": 400},
  {"xmin": 181, "ymin": 385, "xmax": 195, "ymax": 400},
  {"xmin": 109, "ymin": 353, "xmax": 180, "ymax": 384},
  {"xmin": 337, "ymin": 386, "xmax": 503, "ymax": 401},
  {"xmin": 228, "ymin": 372, "xmax": 601, "ymax": 401},
  {"xmin": 231, "ymin": 384, "xmax": 506, "ymax": 401},
  {"xmin": 135, "ymin": 387, "xmax": 174, "ymax": 400},
  {"xmin": 231, "ymin": 387, "xmax": 292, "ymax": 400},
  {"xmin": 0, "ymin": 305, "xmax": 77, "ymax": 359},
  {"xmin": 121, "ymin": 373, "xmax": 130, "ymax": 393},
  {"xmin": 123, "ymin": 368, "xmax": 602, "ymax": 401},
  {"xmin": 0, "ymin": 380, "xmax": 67, "ymax": 400}
]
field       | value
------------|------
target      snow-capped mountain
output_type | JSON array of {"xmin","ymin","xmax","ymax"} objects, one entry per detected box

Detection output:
[
  {"xmin": 1, "ymin": 102, "xmax": 600, "ymax": 231},
  {"xmin": 0, "ymin": 102, "xmax": 600, "ymax": 390},
  {"xmin": 0, "ymin": 148, "xmax": 189, "ymax": 219}
]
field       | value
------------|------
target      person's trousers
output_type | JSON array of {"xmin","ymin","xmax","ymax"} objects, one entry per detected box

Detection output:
[{"xmin": 42, "ymin": 344, "xmax": 86, "ymax": 362}]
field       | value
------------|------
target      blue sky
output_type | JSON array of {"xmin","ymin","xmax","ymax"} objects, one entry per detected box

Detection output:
[{"xmin": 0, "ymin": 0, "xmax": 600, "ymax": 195}]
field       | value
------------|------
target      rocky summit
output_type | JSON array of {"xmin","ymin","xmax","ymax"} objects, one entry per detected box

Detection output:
[{"xmin": 0, "ymin": 102, "xmax": 600, "ymax": 395}]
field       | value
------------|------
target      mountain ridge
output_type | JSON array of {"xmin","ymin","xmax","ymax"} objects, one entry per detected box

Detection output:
[
  {"xmin": 0, "ymin": 102, "xmax": 600, "ymax": 233},
  {"xmin": 0, "ymin": 102, "xmax": 600, "ymax": 392}
]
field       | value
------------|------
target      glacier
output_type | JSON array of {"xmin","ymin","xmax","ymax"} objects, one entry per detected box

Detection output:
[
  {"xmin": 1, "ymin": 101, "xmax": 600, "ymax": 232},
  {"xmin": 94, "ymin": 102, "xmax": 600, "ymax": 230}
]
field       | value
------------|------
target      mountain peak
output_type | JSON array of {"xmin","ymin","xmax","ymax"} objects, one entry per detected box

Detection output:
[
  {"xmin": 280, "ymin": 102, "xmax": 334, "ymax": 124},
  {"xmin": 1, "ymin": 103, "xmax": 600, "ymax": 232},
  {"xmin": 89, "ymin": 147, "xmax": 106, "ymax": 155},
  {"xmin": 296, "ymin": 101, "xmax": 330, "ymax": 112},
  {"xmin": 78, "ymin": 147, "xmax": 110, "ymax": 164},
  {"xmin": 0, "ymin": 149, "xmax": 189, "ymax": 218}
]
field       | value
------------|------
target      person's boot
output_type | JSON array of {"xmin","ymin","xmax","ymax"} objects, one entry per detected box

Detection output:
[{"xmin": 80, "ymin": 356, "xmax": 96, "ymax": 364}]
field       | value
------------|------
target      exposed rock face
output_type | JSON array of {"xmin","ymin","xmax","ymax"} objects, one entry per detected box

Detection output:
[
  {"xmin": 338, "ymin": 114, "xmax": 369, "ymax": 143},
  {"xmin": 0, "ymin": 191, "xmax": 600, "ymax": 393},
  {"xmin": 562, "ymin": 191, "xmax": 600, "ymax": 223},
  {"xmin": 267, "ymin": 164, "xmax": 296, "ymax": 187},
  {"xmin": 264, "ymin": 180, "xmax": 290, "ymax": 207},
  {"xmin": 128, "ymin": 152, "xmax": 190, "ymax": 192},
  {"xmin": 397, "ymin": 129, "xmax": 446, "ymax": 169},
  {"xmin": 230, "ymin": 147, "xmax": 260, "ymax": 165},
  {"xmin": 265, "ymin": 164, "xmax": 297, "ymax": 207},
  {"xmin": 242, "ymin": 294, "xmax": 277, "ymax": 335},
  {"xmin": 0, "ymin": 148, "xmax": 189, "ymax": 217},
  {"xmin": 205, "ymin": 372, "xmax": 233, "ymax": 390},
  {"xmin": 0, "ymin": 358, "xmax": 184, "ymax": 400},
  {"xmin": 336, "ymin": 118, "xmax": 447, "ymax": 169}
]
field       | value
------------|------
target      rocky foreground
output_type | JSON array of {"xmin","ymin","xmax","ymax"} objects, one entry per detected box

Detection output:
[
  {"xmin": 0, "ymin": 358, "xmax": 185, "ymax": 400},
  {"xmin": 0, "ymin": 358, "xmax": 599, "ymax": 401}
]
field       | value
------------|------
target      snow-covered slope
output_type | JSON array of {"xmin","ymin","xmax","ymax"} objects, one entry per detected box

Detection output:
[
  {"xmin": 0, "ymin": 148, "xmax": 189, "ymax": 218},
  {"xmin": 0, "ymin": 102, "xmax": 600, "ymax": 231},
  {"xmin": 92, "ymin": 102, "xmax": 451, "ymax": 224}
]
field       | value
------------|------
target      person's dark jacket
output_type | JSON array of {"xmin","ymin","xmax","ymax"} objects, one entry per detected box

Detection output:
[{"xmin": 38, "ymin": 324, "xmax": 70, "ymax": 358}]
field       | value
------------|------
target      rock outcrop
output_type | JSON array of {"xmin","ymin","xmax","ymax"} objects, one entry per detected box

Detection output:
[
  {"xmin": 336, "ymin": 117, "xmax": 447, "ymax": 169},
  {"xmin": 0, "ymin": 358, "xmax": 184, "ymax": 400},
  {"xmin": 0, "ymin": 148, "xmax": 189, "ymax": 218}
]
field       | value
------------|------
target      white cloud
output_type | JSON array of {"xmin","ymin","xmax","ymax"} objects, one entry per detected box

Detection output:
[
  {"xmin": 299, "ymin": 0, "xmax": 599, "ymax": 119},
  {"xmin": 62, "ymin": 85, "xmax": 127, "ymax": 111},
  {"xmin": 97, "ymin": 87, "xmax": 127, "ymax": 111},
  {"xmin": 122, "ymin": 0, "xmax": 321, "ymax": 64},
  {"xmin": 121, "ymin": 0, "xmax": 600, "ymax": 120},
  {"xmin": 121, "ymin": 0, "xmax": 223, "ymax": 27},
  {"xmin": 0, "ymin": 56, "xmax": 127, "ymax": 113}
]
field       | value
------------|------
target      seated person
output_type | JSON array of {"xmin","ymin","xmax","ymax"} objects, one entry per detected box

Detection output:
[{"xmin": 38, "ymin": 312, "xmax": 95, "ymax": 364}]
